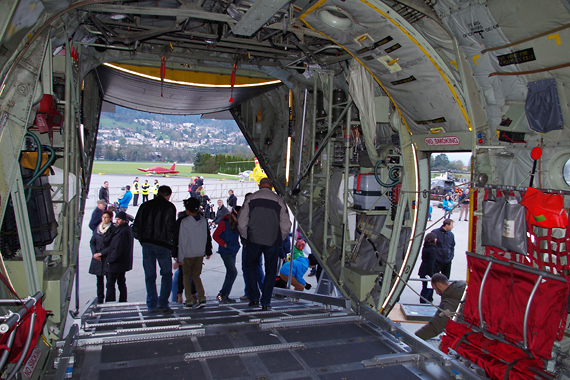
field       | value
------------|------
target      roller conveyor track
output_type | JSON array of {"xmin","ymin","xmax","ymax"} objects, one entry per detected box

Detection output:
[{"xmin": 48, "ymin": 298, "xmax": 486, "ymax": 380}]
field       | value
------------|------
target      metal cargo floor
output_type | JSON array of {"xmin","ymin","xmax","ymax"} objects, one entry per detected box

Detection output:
[{"xmin": 54, "ymin": 298, "xmax": 485, "ymax": 380}]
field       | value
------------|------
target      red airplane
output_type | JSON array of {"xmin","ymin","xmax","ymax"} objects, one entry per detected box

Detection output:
[{"xmin": 137, "ymin": 163, "xmax": 180, "ymax": 175}]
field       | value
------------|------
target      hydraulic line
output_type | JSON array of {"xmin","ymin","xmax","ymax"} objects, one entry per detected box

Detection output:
[
  {"xmin": 374, "ymin": 160, "xmax": 401, "ymax": 188},
  {"xmin": 22, "ymin": 132, "xmax": 56, "ymax": 203}
]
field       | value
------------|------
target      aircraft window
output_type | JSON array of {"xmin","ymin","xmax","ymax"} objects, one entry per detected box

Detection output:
[
  {"xmin": 564, "ymin": 159, "xmax": 570, "ymax": 187},
  {"xmin": 547, "ymin": 151, "xmax": 570, "ymax": 190},
  {"xmin": 318, "ymin": 8, "xmax": 354, "ymax": 30}
]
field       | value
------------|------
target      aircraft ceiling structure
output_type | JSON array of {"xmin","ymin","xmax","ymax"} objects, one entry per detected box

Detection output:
[
  {"xmin": 93, "ymin": 64, "xmax": 282, "ymax": 115},
  {"xmin": 3, "ymin": 1, "xmax": 570, "ymax": 379}
]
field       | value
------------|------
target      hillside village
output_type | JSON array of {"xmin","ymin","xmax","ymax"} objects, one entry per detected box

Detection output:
[
  {"xmin": 96, "ymin": 107, "xmax": 253, "ymax": 162},
  {"xmin": 97, "ymin": 119, "xmax": 247, "ymax": 150}
]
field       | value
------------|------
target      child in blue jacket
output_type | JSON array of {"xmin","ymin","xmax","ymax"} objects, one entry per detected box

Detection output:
[{"xmin": 279, "ymin": 254, "xmax": 318, "ymax": 291}]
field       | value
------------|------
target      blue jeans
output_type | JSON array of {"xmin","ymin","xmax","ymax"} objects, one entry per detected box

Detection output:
[
  {"xmin": 220, "ymin": 253, "xmax": 238, "ymax": 296},
  {"xmin": 171, "ymin": 268, "xmax": 180, "ymax": 303},
  {"xmin": 242, "ymin": 251, "xmax": 264, "ymax": 298},
  {"xmin": 245, "ymin": 241, "xmax": 279, "ymax": 306},
  {"xmin": 142, "ymin": 243, "xmax": 173, "ymax": 310}
]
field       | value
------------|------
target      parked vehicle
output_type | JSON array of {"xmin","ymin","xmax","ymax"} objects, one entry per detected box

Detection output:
[{"xmin": 430, "ymin": 179, "xmax": 456, "ymax": 201}]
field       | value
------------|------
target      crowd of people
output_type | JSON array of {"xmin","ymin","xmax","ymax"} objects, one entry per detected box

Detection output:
[
  {"xmin": 88, "ymin": 176, "xmax": 317, "ymax": 313},
  {"xmin": 91, "ymin": 175, "xmax": 467, "ymax": 342}
]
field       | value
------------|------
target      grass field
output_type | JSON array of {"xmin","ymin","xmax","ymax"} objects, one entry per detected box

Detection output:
[{"xmin": 92, "ymin": 161, "xmax": 227, "ymax": 179}]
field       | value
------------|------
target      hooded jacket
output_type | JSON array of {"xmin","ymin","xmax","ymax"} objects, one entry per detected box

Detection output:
[
  {"xmin": 415, "ymin": 280, "xmax": 466, "ymax": 340},
  {"xmin": 177, "ymin": 214, "xmax": 212, "ymax": 261},
  {"xmin": 280, "ymin": 256, "xmax": 309, "ymax": 287}
]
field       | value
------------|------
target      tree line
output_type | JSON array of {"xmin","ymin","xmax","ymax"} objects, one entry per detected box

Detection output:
[
  {"xmin": 193, "ymin": 153, "xmax": 254, "ymax": 174},
  {"xmin": 430, "ymin": 153, "xmax": 468, "ymax": 172},
  {"xmin": 96, "ymin": 144, "xmax": 253, "ymax": 165}
]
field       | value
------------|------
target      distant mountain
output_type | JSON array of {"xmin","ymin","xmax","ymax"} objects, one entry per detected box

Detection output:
[{"xmin": 100, "ymin": 106, "xmax": 241, "ymax": 133}]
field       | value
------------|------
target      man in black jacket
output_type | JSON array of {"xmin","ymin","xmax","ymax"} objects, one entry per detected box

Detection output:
[
  {"xmin": 238, "ymin": 178, "xmax": 292, "ymax": 310},
  {"xmin": 227, "ymin": 190, "xmax": 237, "ymax": 211},
  {"xmin": 133, "ymin": 186, "xmax": 177, "ymax": 313},
  {"xmin": 98, "ymin": 181, "xmax": 109, "ymax": 204},
  {"xmin": 103, "ymin": 211, "xmax": 134, "ymax": 302},
  {"xmin": 432, "ymin": 219, "xmax": 455, "ymax": 279},
  {"xmin": 89, "ymin": 200, "xmax": 107, "ymax": 232}
]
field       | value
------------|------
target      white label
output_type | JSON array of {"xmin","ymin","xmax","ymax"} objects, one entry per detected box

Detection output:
[
  {"xmin": 424, "ymin": 136, "xmax": 460, "ymax": 146},
  {"xmin": 23, "ymin": 347, "xmax": 42, "ymax": 379},
  {"xmin": 503, "ymin": 219, "xmax": 515, "ymax": 238}
]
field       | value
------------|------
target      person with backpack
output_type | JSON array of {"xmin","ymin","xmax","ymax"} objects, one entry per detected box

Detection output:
[{"xmin": 213, "ymin": 206, "xmax": 241, "ymax": 303}]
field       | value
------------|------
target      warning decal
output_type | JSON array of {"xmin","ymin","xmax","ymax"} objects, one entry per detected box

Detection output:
[{"xmin": 424, "ymin": 136, "xmax": 460, "ymax": 146}]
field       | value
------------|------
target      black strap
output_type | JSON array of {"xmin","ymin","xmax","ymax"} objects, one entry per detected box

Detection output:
[
  {"xmin": 455, "ymin": 331, "xmax": 478, "ymax": 351},
  {"xmin": 504, "ymin": 358, "xmax": 522, "ymax": 380}
]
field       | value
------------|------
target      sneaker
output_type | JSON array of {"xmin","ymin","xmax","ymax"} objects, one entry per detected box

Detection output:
[
  {"xmin": 261, "ymin": 305, "xmax": 271, "ymax": 311},
  {"xmin": 184, "ymin": 302, "xmax": 194, "ymax": 308},
  {"xmin": 240, "ymin": 295, "xmax": 249, "ymax": 301},
  {"xmin": 196, "ymin": 300, "xmax": 206, "ymax": 309},
  {"xmin": 248, "ymin": 301, "xmax": 259, "ymax": 307}
]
